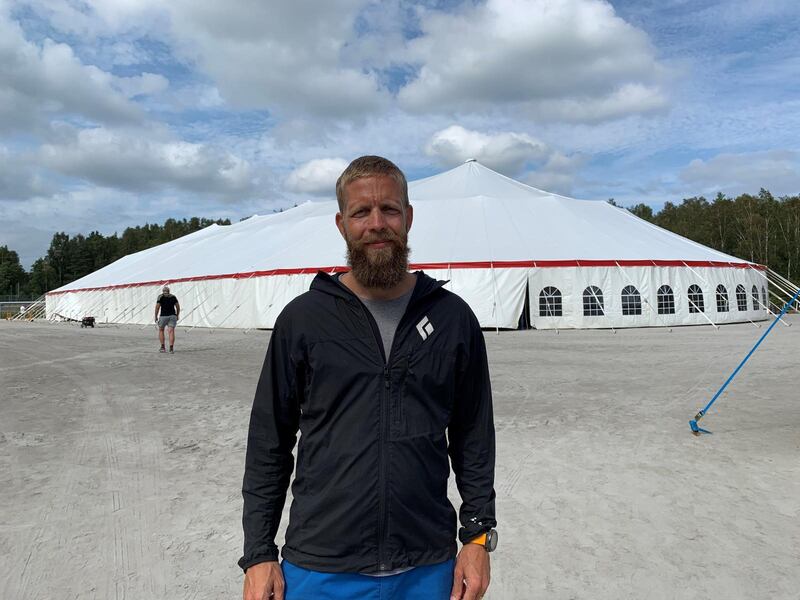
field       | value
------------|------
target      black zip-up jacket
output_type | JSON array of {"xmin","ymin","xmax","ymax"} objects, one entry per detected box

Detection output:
[{"xmin": 238, "ymin": 271, "xmax": 496, "ymax": 574}]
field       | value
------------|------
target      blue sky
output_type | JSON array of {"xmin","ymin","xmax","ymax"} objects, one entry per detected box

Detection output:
[{"xmin": 1, "ymin": 0, "xmax": 799, "ymax": 268}]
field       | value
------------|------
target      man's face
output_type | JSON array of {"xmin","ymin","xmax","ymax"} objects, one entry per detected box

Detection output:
[{"xmin": 336, "ymin": 175, "xmax": 413, "ymax": 289}]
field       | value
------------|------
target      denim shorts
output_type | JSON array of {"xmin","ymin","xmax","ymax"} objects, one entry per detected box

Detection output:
[{"xmin": 157, "ymin": 315, "xmax": 177, "ymax": 329}]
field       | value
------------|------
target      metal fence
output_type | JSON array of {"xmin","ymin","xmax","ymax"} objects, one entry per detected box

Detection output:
[
  {"xmin": 0, "ymin": 295, "xmax": 35, "ymax": 303},
  {"xmin": 1, "ymin": 301, "xmax": 31, "ymax": 319}
]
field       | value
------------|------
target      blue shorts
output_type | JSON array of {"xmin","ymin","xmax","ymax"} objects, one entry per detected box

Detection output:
[{"xmin": 281, "ymin": 559, "xmax": 455, "ymax": 600}]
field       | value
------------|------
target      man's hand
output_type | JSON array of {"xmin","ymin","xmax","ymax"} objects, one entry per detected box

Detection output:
[
  {"xmin": 450, "ymin": 543, "xmax": 490, "ymax": 600},
  {"xmin": 243, "ymin": 561, "xmax": 284, "ymax": 600}
]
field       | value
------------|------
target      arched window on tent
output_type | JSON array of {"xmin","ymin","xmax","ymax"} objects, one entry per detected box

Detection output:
[
  {"xmin": 736, "ymin": 284, "xmax": 747, "ymax": 311},
  {"xmin": 657, "ymin": 285, "xmax": 675, "ymax": 314},
  {"xmin": 583, "ymin": 286, "xmax": 604, "ymax": 316},
  {"xmin": 752, "ymin": 285, "xmax": 760, "ymax": 309},
  {"xmin": 761, "ymin": 286, "xmax": 768, "ymax": 311},
  {"xmin": 621, "ymin": 285, "xmax": 642, "ymax": 315},
  {"xmin": 688, "ymin": 284, "xmax": 704, "ymax": 313},
  {"xmin": 716, "ymin": 284, "xmax": 729, "ymax": 312},
  {"xmin": 539, "ymin": 286, "xmax": 562, "ymax": 317}
]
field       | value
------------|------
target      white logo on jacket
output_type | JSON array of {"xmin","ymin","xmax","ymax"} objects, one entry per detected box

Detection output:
[{"xmin": 416, "ymin": 316, "xmax": 434, "ymax": 340}]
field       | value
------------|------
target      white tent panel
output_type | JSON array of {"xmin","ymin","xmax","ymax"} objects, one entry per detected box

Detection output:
[
  {"xmin": 46, "ymin": 160, "xmax": 768, "ymax": 330},
  {"xmin": 528, "ymin": 265, "xmax": 767, "ymax": 329},
  {"xmin": 434, "ymin": 267, "xmax": 528, "ymax": 329}
]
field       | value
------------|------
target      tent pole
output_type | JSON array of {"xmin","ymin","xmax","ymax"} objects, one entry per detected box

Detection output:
[
  {"xmin": 490, "ymin": 262, "xmax": 500, "ymax": 335},
  {"xmin": 746, "ymin": 266, "xmax": 792, "ymax": 327},
  {"xmin": 765, "ymin": 278, "xmax": 798, "ymax": 312},
  {"xmin": 765, "ymin": 267, "xmax": 799, "ymax": 292},
  {"xmin": 764, "ymin": 270, "xmax": 800, "ymax": 308},
  {"xmin": 12, "ymin": 295, "xmax": 46, "ymax": 321},
  {"xmin": 690, "ymin": 284, "xmax": 800, "ymax": 435}
]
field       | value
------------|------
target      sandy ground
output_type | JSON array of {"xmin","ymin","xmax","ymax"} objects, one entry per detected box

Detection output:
[{"xmin": 0, "ymin": 318, "xmax": 798, "ymax": 600}]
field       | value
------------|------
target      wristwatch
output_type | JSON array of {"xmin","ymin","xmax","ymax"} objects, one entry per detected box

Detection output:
[{"xmin": 468, "ymin": 529, "xmax": 498, "ymax": 552}]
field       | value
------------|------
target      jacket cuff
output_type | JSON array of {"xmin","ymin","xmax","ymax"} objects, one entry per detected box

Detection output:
[
  {"xmin": 458, "ymin": 525, "xmax": 492, "ymax": 544},
  {"xmin": 238, "ymin": 547, "xmax": 279, "ymax": 572}
]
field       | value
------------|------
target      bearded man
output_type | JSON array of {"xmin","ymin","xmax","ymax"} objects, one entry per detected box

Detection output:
[{"xmin": 239, "ymin": 156, "xmax": 497, "ymax": 600}]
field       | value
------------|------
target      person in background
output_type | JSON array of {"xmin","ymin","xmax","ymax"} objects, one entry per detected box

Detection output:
[{"xmin": 155, "ymin": 285, "xmax": 180, "ymax": 353}]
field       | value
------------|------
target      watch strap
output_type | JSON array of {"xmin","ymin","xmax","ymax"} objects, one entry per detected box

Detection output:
[{"xmin": 468, "ymin": 533, "xmax": 487, "ymax": 547}]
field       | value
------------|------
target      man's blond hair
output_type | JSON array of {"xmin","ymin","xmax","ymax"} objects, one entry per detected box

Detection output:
[{"xmin": 335, "ymin": 155, "xmax": 409, "ymax": 212}]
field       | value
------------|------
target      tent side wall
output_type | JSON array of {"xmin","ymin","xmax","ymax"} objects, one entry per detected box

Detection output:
[
  {"xmin": 528, "ymin": 265, "xmax": 769, "ymax": 329},
  {"xmin": 45, "ymin": 274, "xmax": 318, "ymax": 330},
  {"xmin": 46, "ymin": 265, "xmax": 769, "ymax": 330}
]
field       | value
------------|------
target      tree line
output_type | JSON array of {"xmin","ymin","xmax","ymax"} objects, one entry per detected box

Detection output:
[
  {"xmin": 614, "ymin": 189, "xmax": 800, "ymax": 283},
  {"xmin": 1, "ymin": 217, "xmax": 230, "ymax": 299},
  {"xmin": 2, "ymin": 190, "xmax": 799, "ymax": 300}
]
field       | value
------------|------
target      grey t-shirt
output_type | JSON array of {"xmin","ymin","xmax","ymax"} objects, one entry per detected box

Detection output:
[{"xmin": 359, "ymin": 287, "xmax": 414, "ymax": 360}]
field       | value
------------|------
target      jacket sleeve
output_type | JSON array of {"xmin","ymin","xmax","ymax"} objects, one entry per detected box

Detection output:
[
  {"xmin": 238, "ymin": 315, "xmax": 303, "ymax": 571},
  {"xmin": 448, "ymin": 311, "xmax": 497, "ymax": 544}
]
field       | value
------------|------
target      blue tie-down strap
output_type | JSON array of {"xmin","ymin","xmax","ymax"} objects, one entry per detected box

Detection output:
[
  {"xmin": 689, "ymin": 284, "xmax": 800, "ymax": 436},
  {"xmin": 689, "ymin": 415, "xmax": 712, "ymax": 436}
]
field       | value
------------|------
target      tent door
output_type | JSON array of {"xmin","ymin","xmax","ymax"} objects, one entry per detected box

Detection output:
[{"xmin": 517, "ymin": 283, "xmax": 532, "ymax": 330}]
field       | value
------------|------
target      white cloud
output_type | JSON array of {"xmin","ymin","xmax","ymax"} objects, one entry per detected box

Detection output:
[
  {"xmin": 13, "ymin": 0, "xmax": 164, "ymax": 38},
  {"xmin": 0, "ymin": 9, "xmax": 153, "ymax": 132},
  {"xmin": 399, "ymin": 0, "xmax": 668, "ymax": 123},
  {"xmin": 39, "ymin": 126, "xmax": 258, "ymax": 198},
  {"xmin": 0, "ymin": 145, "xmax": 53, "ymax": 200},
  {"xmin": 285, "ymin": 158, "xmax": 348, "ymax": 196},
  {"xmin": 114, "ymin": 72, "xmax": 169, "ymax": 99},
  {"xmin": 0, "ymin": 220, "xmax": 54, "ymax": 268},
  {"xmin": 425, "ymin": 125, "xmax": 550, "ymax": 174},
  {"xmin": 165, "ymin": 0, "xmax": 388, "ymax": 117},
  {"xmin": 523, "ymin": 151, "xmax": 589, "ymax": 195},
  {"xmin": 680, "ymin": 150, "xmax": 800, "ymax": 197},
  {"xmin": 529, "ymin": 82, "xmax": 668, "ymax": 123},
  {"xmin": 0, "ymin": 182, "xmax": 279, "ymax": 267},
  {"xmin": 424, "ymin": 124, "xmax": 589, "ymax": 194}
]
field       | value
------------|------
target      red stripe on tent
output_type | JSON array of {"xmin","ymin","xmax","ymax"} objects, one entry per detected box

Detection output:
[
  {"xmin": 46, "ymin": 260, "xmax": 766, "ymax": 296},
  {"xmin": 410, "ymin": 259, "xmax": 766, "ymax": 269}
]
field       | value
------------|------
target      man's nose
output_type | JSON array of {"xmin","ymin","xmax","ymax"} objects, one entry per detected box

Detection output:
[{"xmin": 366, "ymin": 208, "xmax": 387, "ymax": 229}]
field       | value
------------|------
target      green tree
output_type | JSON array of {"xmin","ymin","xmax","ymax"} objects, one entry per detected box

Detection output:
[
  {"xmin": 0, "ymin": 246, "xmax": 28, "ymax": 297},
  {"xmin": 26, "ymin": 217, "xmax": 233, "ymax": 291},
  {"xmin": 627, "ymin": 203, "xmax": 654, "ymax": 222},
  {"xmin": 28, "ymin": 257, "xmax": 57, "ymax": 296},
  {"xmin": 46, "ymin": 232, "xmax": 72, "ymax": 288}
]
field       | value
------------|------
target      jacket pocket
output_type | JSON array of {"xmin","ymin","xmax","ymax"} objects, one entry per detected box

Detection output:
[{"xmin": 390, "ymin": 349, "xmax": 455, "ymax": 440}]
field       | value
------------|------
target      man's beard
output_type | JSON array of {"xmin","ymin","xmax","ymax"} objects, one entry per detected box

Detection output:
[{"xmin": 345, "ymin": 229, "xmax": 410, "ymax": 289}]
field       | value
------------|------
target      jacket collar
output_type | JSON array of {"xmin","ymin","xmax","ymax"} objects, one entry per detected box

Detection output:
[{"xmin": 310, "ymin": 270, "xmax": 447, "ymax": 305}]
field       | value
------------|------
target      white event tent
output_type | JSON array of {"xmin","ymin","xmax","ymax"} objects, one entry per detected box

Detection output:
[{"xmin": 47, "ymin": 160, "xmax": 770, "ymax": 329}]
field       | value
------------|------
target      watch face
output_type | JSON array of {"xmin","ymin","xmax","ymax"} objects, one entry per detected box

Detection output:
[{"xmin": 486, "ymin": 529, "xmax": 498, "ymax": 552}]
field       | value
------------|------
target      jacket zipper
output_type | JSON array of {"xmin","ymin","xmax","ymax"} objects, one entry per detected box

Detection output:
[
  {"xmin": 350, "ymin": 284, "xmax": 430, "ymax": 572},
  {"xmin": 355, "ymin": 301, "xmax": 390, "ymax": 571},
  {"xmin": 380, "ymin": 364, "xmax": 390, "ymax": 571}
]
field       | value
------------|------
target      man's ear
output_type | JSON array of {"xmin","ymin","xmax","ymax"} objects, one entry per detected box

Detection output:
[
  {"xmin": 405, "ymin": 203, "xmax": 413, "ymax": 233},
  {"xmin": 335, "ymin": 212, "xmax": 346, "ymax": 239}
]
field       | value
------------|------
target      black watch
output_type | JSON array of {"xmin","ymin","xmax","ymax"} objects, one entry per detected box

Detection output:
[{"xmin": 470, "ymin": 529, "xmax": 498, "ymax": 552}]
